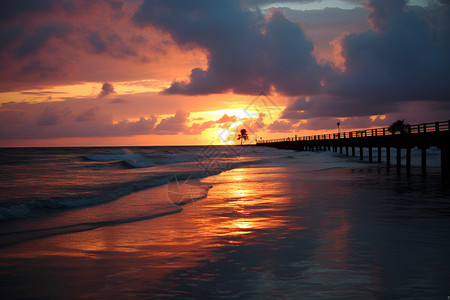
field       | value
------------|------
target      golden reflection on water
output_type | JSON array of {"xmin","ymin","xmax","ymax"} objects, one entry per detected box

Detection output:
[
  {"xmin": 2, "ymin": 167, "xmax": 292, "ymax": 254},
  {"xmin": 0, "ymin": 165, "xmax": 371, "ymax": 297}
]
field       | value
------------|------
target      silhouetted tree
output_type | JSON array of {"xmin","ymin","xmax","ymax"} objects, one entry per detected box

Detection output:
[
  {"xmin": 237, "ymin": 128, "xmax": 249, "ymax": 145},
  {"xmin": 388, "ymin": 119, "xmax": 409, "ymax": 134}
]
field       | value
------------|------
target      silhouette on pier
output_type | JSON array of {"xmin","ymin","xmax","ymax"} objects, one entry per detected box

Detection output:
[{"xmin": 257, "ymin": 120, "xmax": 450, "ymax": 175}]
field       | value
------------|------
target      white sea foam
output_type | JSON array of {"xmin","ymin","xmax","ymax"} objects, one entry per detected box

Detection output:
[
  {"xmin": 3, "ymin": 145, "xmax": 440, "ymax": 223},
  {"xmin": 84, "ymin": 148, "xmax": 200, "ymax": 168},
  {"xmin": 0, "ymin": 146, "xmax": 272, "ymax": 222}
]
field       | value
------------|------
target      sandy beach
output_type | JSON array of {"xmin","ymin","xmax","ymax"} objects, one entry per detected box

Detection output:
[{"xmin": 1, "ymin": 151, "xmax": 450, "ymax": 299}]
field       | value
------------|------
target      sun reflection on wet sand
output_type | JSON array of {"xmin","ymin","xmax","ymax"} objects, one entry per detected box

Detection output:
[
  {"xmin": 0, "ymin": 166, "xmax": 297, "ymax": 297},
  {"xmin": 1, "ymin": 162, "xmax": 448, "ymax": 298}
]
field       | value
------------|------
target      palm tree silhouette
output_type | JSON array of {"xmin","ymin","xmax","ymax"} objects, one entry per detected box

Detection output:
[{"xmin": 237, "ymin": 128, "xmax": 249, "ymax": 145}]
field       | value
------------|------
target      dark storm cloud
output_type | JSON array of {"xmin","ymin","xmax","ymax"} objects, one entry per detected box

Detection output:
[
  {"xmin": 0, "ymin": 25, "xmax": 24, "ymax": 49},
  {"xmin": 19, "ymin": 59, "xmax": 64, "ymax": 79},
  {"xmin": 0, "ymin": 0, "xmax": 54, "ymax": 23},
  {"xmin": 365, "ymin": 0, "xmax": 406, "ymax": 32},
  {"xmin": 1, "ymin": 21, "xmax": 72, "ymax": 65},
  {"xmin": 16, "ymin": 23, "xmax": 73, "ymax": 58},
  {"xmin": 241, "ymin": 0, "xmax": 315, "ymax": 7},
  {"xmin": 105, "ymin": 0, "xmax": 123, "ymax": 11},
  {"xmin": 281, "ymin": 95, "xmax": 395, "ymax": 120},
  {"xmin": 276, "ymin": 0, "xmax": 450, "ymax": 124},
  {"xmin": 326, "ymin": 0, "xmax": 450, "ymax": 105},
  {"xmin": 86, "ymin": 31, "xmax": 138, "ymax": 57},
  {"xmin": 241, "ymin": 0, "xmax": 365, "ymax": 8},
  {"xmin": 87, "ymin": 32, "xmax": 108, "ymax": 54},
  {"xmin": 134, "ymin": 0, "xmax": 323, "ymax": 96},
  {"xmin": 131, "ymin": 0, "xmax": 450, "ymax": 109}
]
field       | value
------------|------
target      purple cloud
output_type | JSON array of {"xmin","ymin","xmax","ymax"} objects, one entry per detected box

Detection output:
[
  {"xmin": 326, "ymin": 0, "xmax": 450, "ymax": 104},
  {"xmin": 16, "ymin": 23, "xmax": 73, "ymax": 58},
  {"xmin": 37, "ymin": 106, "xmax": 71, "ymax": 126},
  {"xmin": 0, "ymin": 0, "xmax": 54, "ymax": 23},
  {"xmin": 75, "ymin": 107, "xmax": 101, "ymax": 122},
  {"xmin": 267, "ymin": 120, "xmax": 295, "ymax": 133},
  {"xmin": 134, "ymin": 0, "xmax": 323, "ymax": 96},
  {"xmin": 154, "ymin": 109, "xmax": 190, "ymax": 134},
  {"xmin": 98, "ymin": 82, "xmax": 116, "ymax": 99}
]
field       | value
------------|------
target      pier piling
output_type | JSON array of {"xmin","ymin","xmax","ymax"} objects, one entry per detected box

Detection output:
[
  {"xmin": 386, "ymin": 147, "xmax": 391, "ymax": 165},
  {"xmin": 396, "ymin": 148, "xmax": 401, "ymax": 168},
  {"xmin": 257, "ymin": 120, "xmax": 450, "ymax": 175},
  {"xmin": 406, "ymin": 148, "xmax": 411, "ymax": 170},
  {"xmin": 421, "ymin": 147, "xmax": 427, "ymax": 173},
  {"xmin": 378, "ymin": 147, "xmax": 382, "ymax": 163}
]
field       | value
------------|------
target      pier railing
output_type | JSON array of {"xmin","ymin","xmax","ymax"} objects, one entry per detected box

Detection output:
[{"xmin": 257, "ymin": 120, "xmax": 450, "ymax": 144}]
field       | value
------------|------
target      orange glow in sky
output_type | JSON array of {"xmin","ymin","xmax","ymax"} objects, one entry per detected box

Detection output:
[{"xmin": 1, "ymin": 0, "xmax": 448, "ymax": 147}]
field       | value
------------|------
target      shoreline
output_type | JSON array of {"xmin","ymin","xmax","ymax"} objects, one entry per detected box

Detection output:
[{"xmin": 1, "ymin": 152, "xmax": 449, "ymax": 299}]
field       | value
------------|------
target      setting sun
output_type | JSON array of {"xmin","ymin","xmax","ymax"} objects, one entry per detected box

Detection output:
[{"xmin": 1, "ymin": 1, "xmax": 449, "ymax": 299}]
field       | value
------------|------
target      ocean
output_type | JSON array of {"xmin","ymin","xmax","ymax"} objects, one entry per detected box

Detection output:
[
  {"xmin": 0, "ymin": 145, "xmax": 449, "ymax": 299},
  {"xmin": 0, "ymin": 146, "xmax": 268, "ymax": 222}
]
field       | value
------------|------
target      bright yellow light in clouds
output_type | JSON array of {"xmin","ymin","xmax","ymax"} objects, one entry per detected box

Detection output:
[
  {"xmin": 114, "ymin": 79, "xmax": 171, "ymax": 94},
  {"xmin": 45, "ymin": 79, "xmax": 170, "ymax": 96},
  {"xmin": 209, "ymin": 109, "xmax": 252, "ymax": 145},
  {"xmin": 0, "ymin": 80, "xmax": 171, "ymax": 104},
  {"xmin": 205, "ymin": 108, "xmax": 259, "ymax": 119},
  {"xmin": 370, "ymin": 114, "xmax": 386, "ymax": 121},
  {"xmin": 189, "ymin": 109, "xmax": 260, "ymax": 145},
  {"xmin": 0, "ymin": 82, "xmax": 102, "ymax": 104},
  {"xmin": 47, "ymin": 79, "xmax": 170, "ymax": 96},
  {"xmin": 216, "ymin": 121, "xmax": 242, "ymax": 145}
]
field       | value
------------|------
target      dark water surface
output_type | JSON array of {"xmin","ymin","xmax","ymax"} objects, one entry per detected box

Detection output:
[{"xmin": 0, "ymin": 149, "xmax": 449, "ymax": 299}]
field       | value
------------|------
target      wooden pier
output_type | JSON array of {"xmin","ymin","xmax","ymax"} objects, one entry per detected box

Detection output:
[{"xmin": 256, "ymin": 120, "xmax": 450, "ymax": 175}]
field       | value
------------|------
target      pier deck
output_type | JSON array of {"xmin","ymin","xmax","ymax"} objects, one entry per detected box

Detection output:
[{"xmin": 256, "ymin": 120, "xmax": 450, "ymax": 174}]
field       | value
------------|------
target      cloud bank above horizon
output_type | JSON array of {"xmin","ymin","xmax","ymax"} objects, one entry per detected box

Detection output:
[{"xmin": 0, "ymin": 0, "xmax": 449, "ymax": 145}]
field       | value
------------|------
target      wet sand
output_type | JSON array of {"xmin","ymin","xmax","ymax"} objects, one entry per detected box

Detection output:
[{"xmin": 1, "ymin": 156, "xmax": 450, "ymax": 299}]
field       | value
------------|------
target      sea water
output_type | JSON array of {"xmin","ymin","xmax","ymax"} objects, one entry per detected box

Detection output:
[
  {"xmin": 0, "ymin": 146, "xmax": 281, "ymax": 247},
  {"xmin": 0, "ymin": 146, "xmax": 269, "ymax": 221},
  {"xmin": 0, "ymin": 146, "xmax": 449, "ymax": 299}
]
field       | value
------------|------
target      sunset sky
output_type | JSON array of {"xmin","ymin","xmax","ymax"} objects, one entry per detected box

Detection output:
[{"xmin": 1, "ymin": 0, "xmax": 449, "ymax": 146}]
